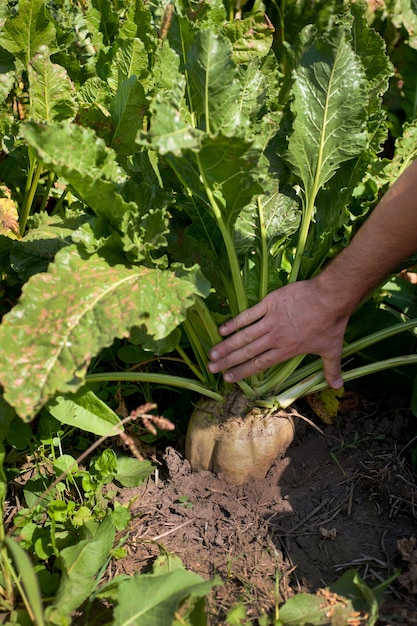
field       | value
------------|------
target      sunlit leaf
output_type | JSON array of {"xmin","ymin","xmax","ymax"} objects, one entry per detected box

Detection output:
[
  {"xmin": 46, "ymin": 514, "xmax": 115, "ymax": 621},
  {"xmin": 286, "ymin": 25, "xmax": 368, "ymax": 197},
  {"xmin": 108, "ymin": 38, "xmax": 148, "ymax": 91},
  {"xmin": 47, "ymin": 389, "xmax": 122, "ymax": 437},
  {"xmin": 28, "ymin": 45, "xmax": 77, "ymax": 123},
  {"xmin": 0, "ymin": 0, "xmax": 56, "ymax": 66},
  {"xmin": 22, "ymin": 120, "xmax": 132, "ymax": 227},
  {"xmin": 113, "ymin": 569, "xmax": 219, "ymax": 626},
  {"xmin": 0, "ymin": 247, "xmax": 209, "ymax": 421},
  {"xmin": 114, "ymin": 457, "xmax": 155, "ymax": 487},
  {"xmin": 186, "ymin": 29, "xmax": 243, "ymax": 134}
]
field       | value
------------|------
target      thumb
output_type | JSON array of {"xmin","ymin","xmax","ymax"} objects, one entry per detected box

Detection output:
[{"xmin": 322, "ymin": 354, "xmax": 344, "ymax": 390}]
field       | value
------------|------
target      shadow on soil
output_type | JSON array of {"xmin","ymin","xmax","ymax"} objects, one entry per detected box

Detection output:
[{"xmin": 115, "ymin": 392, "xmax": 417, "ymax": 625}]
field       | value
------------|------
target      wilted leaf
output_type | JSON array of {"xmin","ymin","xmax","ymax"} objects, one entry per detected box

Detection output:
[{"xmin": 278, "ymin": 581, "xmax": 373, "ymax": 626}]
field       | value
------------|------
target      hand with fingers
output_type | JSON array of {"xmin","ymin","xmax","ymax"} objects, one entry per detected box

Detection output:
[
  {"xmin": 208, "ymin": 160, "xmax": 417, "ymax": 389},
  {"xmin": 208, "ymin": 278, "xmax": 349, "ymax": 389}
]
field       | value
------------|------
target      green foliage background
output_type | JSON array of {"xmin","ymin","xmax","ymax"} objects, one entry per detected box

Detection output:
[{"xmin": 0, "ymin": 0, "xmax": 416, "ymax": 623}]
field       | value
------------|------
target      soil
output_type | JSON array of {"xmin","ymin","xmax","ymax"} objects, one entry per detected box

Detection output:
[{"xmin": 112, "ymin": 390, "xmax": 417, "ymax": 625}]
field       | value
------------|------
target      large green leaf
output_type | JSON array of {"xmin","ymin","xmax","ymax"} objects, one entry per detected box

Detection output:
[
  {"xmin": 235, "ymin": 59, "xmax": 281, "ymax": 148},
  {"xmin": 286, "ymin": 25, "xmax": 368, "ymax": 197},
  {"xmin": 0, "ymin": 247, "xmax": 209, "ymax": 421},
  {"xmin": 46, "ymin": 513, "xmax": 115, "ymax": 622},
  {"xmin": 108, "ymin": 38, "xmax": 149, "ymax": 92},
  {"xmin": 0, "ymin": 0, "xmax": 56, "ymax": 67},
  {"xmin": 113, "ymin": 569, "xmax": 218, "ymax": 626},
  {"xmin": 28, "ymin": 46, "xmax": 77, "ymax": 123},
  {"xmin": 186, "ymin": 29, "xmax": 244, "ymax": 135},
  {"xmin": 109, "ymin": 76, "xmax": 148, "ymax": 159},
  {"xmin": 22, "ymin": 120, "xmax": 133, "ymax": 227},
  {"xmin": 222, "ymin": 12, "xmax": 275, "ymax": 64},
  {"xmin": 47, "ymin": 389, "xmax": 122, "ymax": 437},
  {"xmin": 350, "ymin": 4, "xmax": 392, "ymax": 151},
  {"xmin": 163, "ymin": 134, "xmax": 264, "ymax": 227}
]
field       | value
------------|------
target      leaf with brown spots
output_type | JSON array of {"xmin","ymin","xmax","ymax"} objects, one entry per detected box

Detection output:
[
  {"xmin": 0, "ymin": 246, "xmax": 209, "ymax": 421},
  {"xmin": 0, "ymin": 191, "xmax": 20, "ymax": 239}
]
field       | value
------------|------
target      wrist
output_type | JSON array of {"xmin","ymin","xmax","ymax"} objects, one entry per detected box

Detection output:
[{"xmin": 311, "ymin": 265, "xmax": 360, "ymax": 322}]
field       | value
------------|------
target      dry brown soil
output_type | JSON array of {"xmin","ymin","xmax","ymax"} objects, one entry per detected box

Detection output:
[{"xmin": 115, "ymin": 394, "xmax": 417, "ymax": 625}]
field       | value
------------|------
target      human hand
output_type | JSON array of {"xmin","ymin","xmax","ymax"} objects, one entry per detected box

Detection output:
[{"xmin": 208, "ymin": 279, "xmax": 349, "ymax": 389}]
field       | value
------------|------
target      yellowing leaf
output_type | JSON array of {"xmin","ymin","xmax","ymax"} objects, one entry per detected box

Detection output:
[
  {"xmin": 0, "ymin": 191, "xmax": 20, "ymax": 239},
  {"xmin": 306, "ymin": 387, "xmax": 345, "ymax": 425}
]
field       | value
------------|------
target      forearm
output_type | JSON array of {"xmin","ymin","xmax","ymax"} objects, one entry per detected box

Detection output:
[{"xmin": 314, "ymin": 159, "xmax": 417, "ymax": 317}]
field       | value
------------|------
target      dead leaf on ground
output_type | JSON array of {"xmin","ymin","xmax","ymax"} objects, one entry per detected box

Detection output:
[{"xmin": 398, "ymin": 536, "xmax": 417, "ymax": 594}]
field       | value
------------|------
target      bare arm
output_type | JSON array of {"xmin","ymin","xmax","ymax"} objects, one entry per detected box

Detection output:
[{"xmin": 208, "ymin": 160, "xmax": 417, "ymax": 388}]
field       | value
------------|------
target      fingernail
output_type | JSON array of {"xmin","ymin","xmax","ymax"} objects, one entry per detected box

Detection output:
[
  {"xmin": 207, "ymin": 363, "xmax": 217, "ymax": 373},
  {"xmin": 210, "ymin": 349, "xmax": 219, "ymax": 360},
  {"xmin": 333, "ymin": 377, "xmax": 344, "ymax": 389},
  {"xmin": 224, "ymin": 372, "xmax": 234, "ymax": 382}
]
